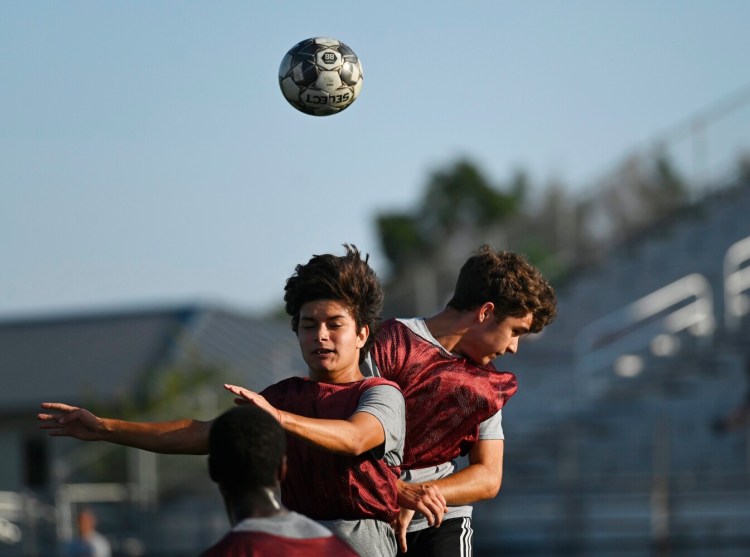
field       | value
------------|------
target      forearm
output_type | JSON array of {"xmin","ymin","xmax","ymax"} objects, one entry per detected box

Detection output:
[
  {"xmin": 223, "ymin": 384, "xmax": 387, "ymax": 456},
  {"xmin": 98, "ymin": 418, "xmax": 211, "ymax": 455},
  {"xmin": 279, "ymin": 411, "xmax": 381, "ymax": 456},
  {"xmin": 428, "ymin": 462, "xmax": 502, "ymax": 506}
]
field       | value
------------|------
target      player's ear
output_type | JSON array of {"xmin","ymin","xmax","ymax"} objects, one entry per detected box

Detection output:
[
  {"xmin": 356, "ymin": 324, "xmax": 369, "ymax": 349},
  {"xmin": 278, "ymin": 455, "xmax": 288, "ymax": 483},
  {"xmin": 478, "ymin": 302, "xmax": 495, "ymax": 323}
]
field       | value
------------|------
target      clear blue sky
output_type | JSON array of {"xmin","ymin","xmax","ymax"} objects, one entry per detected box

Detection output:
[{"xmin": 2, "ymin": 1, "xmax": 749, "ymax": 318}]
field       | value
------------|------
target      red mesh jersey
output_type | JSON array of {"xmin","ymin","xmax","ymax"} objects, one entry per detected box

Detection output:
[
  {"xmin": 370, "ymin": 318, "xmax": 518, "ymax": 469},
  {"xmin": 201, "ymin": 531, "xmax": 358, "ymax": 557},
  {"xmin": 261, "ymin": 377, "xmax": 401, "ymax": 523}
]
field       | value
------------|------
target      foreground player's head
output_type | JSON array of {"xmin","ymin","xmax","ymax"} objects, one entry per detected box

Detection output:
[
  {"xmin": 284, "ymin": 244, "xmax": 384, "ymax": 362},
  {"xmin": 448, "ymin": 245, "xmax": 557, "ymax": 333},
  {"xmin": 208, "ymin": 405, "xmax": 285, "ymax": 493}
]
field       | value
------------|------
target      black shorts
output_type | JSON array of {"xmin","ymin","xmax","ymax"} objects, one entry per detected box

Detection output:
[{"xmin": 397, "ymin": 517, "xmax": 474, "ymax": 557}]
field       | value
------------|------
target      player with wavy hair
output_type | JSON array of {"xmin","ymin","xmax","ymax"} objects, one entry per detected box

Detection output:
[
  {"xmin": 285, "ymin": 245, "xmax": 382, "ymax": 360},
  {"xmin": 40, "ymin": 245, "xmax": 438, "ymax": 557},
  {"xmin": 364, "ymin": 244, "xmax": 557, "ymax": 557}
]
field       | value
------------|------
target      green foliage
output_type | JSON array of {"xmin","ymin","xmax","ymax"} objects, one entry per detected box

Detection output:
[
  {"xmin": 376, "ymin": 158, "xmax": 526, "ymax": 274},
  {"xmin": 373, "ymin": 149, "xmax": 711, "ymax": 293},
  {"xmin": 418, "ymin": 160, "xmax": 523, "ymax": 235},
  {"xmin": 376, "ymin": 213, "xmax": 426, "ymax": 270},
  {"xmin": 117, "ymin": 357, "xmax": 237, "ymax": 421}
]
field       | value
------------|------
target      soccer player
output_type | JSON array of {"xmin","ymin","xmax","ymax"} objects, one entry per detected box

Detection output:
[
  {"xmin": 40, "ymin": 246, "xmax": 431, "ymax": 557},
  {"xmin": 363, "ymin": 245, "xmax": 558, "ymax": 557},
  {"xmin": 201, "ymin": 404, "xmax": 358, "ymax": 556}
]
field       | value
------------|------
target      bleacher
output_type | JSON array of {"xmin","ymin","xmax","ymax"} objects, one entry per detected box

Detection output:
[{"xmin": 473, "ymin": 178, "xmax": 750, "ymax": 556}]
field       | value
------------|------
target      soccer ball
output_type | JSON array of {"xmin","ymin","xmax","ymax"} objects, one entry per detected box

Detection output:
[{"xmin": 278, "ymin": 37, "xmax": 363, "ymax": 117}]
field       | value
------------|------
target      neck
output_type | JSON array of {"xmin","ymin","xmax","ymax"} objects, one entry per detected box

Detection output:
[
  {"xmin": 309, "ymin": 366, "xmax": 364, "ymax": 384},
  {"xmin": 224, "ymin": 487, "xmax": 285, "ymax": 525},
  {"xmin": 424, "ymin": 308, "xmax": 472, "ymax": 354}
]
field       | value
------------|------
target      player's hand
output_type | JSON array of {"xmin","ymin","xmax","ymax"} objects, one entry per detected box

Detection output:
[
  {"xmin": 38, "ymin": 403, "xmax": 105, "ymax": 440},
  {"xmin": 396, "ymin": 480, "xmax": 447, "ymax": 527},
  {"xmin": 392, "ymin": 507, "xmax": 416, "ymax": 553},
  {"xmin": 223, "ymin": 384, "xmax": 283, "ymax": 424}
]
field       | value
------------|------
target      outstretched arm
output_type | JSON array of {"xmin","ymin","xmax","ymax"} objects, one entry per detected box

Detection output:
[
  {"xmin": 224, "ymin": 384, "xmax": 385, "ymax": 456},
  {"xmin": 38, "ymin": 402, "xmax": 212, "ymax": 455}
]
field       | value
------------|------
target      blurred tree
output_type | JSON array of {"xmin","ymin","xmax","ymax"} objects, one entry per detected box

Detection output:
[
  {"xmin": 579, "ymin": 152, "xmax": 689, "ymax": 249},
  {"xmin": 376, "ymin": 159, "xmax": 527, "ymax": 275},
  {"xmin": 376, "ymin": 213, "xmax": 426, "ymax": 272},
  {"xmin": 417, "ymin": 160, "xmax": 524, "ymax": 237},
  {"xmin": 374, "ymin": 150, "xmax": 697, "ymax": 317},
  {"xmin": 75, "ymin": 358, "xmax": 236, "ymax": 484},
  {"xmin": 124, "ymin": 358, "xmax": 235, "ymax": 420}
]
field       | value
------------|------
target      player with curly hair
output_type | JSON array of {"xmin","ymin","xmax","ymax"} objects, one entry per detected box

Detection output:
[{"xmin": 364, "ymin": 245, "xmax": 558, "ymax": 557}]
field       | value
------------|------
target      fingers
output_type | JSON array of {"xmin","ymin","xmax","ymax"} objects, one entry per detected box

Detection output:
[
  {"xmin": 40, "ymin": 402, "xmax": 78, "ymax": 412},
  {"xmin": 396, "ymin": 524, "xmax": 408, "ymax": 553},
  {"xmin": 410, "ymin": 484, "xmax": 446, "ymax": 527},
  {"xmin": 37, "ymin": 412, "xmax": 75, "ymax": 435},
  {"xmin": 38, "ymin": 403, "xmax": 76, "ymax": 428},
  {"xmin": 431, "ymin": 490, "xmax": 448, "ymax": 527},
  {"xmin": 228, "ymin": 383, "xmax": 259, "ymax": 408},
  {"xmin": 416, "ymin": 500, "xmax": 445, "ymax": 527},
  {"xmin": 392, "ymin": 508, "xmax": 415, "ymax": 553},
  {"xmin": 38, "ymin": 413, "xmax": 65, "ymax": 425},
  {"xmin": 225, "ymin": 384, "xmax": 253, "ymax": 399}
]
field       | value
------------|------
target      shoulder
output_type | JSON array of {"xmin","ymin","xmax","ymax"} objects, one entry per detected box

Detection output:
[
  {"xmin": 201, "ymin": 513, "xmax": 359, "ymax": 556},
  {"xmin": 373, "ymin": 317, "xmax": 408, "ymax": 340},
  {"xmin": 372, "ymin": 317, "xmax": 428, "ymax": 352},
  {"xmin": 262, "ymin": 376, "xmax": 309, "ymax": 394},
  {"xmin": 361, "ymin": 376, "xmax": 402, "ymax": 393}
]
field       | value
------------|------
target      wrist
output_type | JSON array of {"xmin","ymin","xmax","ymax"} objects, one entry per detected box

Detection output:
[{"xmin": 97, "ymin": 417, "xmax": 114, "ymax": 439}]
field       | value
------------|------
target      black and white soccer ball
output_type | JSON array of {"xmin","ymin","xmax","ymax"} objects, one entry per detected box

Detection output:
[{"xmin": 278, "ymin": 37, "xmax": 363, "ymax": 117}]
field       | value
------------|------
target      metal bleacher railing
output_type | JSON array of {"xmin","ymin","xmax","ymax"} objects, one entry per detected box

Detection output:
[
  {"xmin": 724, "ymin": 235, "xmax": 750, "ymax": 334},
  {"xmin": 574, "ymin": 272, "xmax": 715, "ymax": 395}
]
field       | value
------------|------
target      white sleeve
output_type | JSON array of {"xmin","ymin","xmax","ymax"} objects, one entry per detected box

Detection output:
[{"xmin": 477, "ymin": 409, "xmax": 504, "ymax": 440}]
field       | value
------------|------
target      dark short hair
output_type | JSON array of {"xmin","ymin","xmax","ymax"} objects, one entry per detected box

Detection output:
[
  {"xmin": 208, "ymin": 406, "xmax": 285, "ymax": 490},
  {"xmin": 447, "ymin": 245, "xmax": 557, "ymax": 333},
  {"xmin": 284, "ymin": 244, "xmax": 384, "ymax": 361}
]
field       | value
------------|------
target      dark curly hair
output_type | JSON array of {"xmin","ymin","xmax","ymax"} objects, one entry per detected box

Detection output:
[
  {"xmin": 447, "ymin": 245, "xmax": 557, "ymax": 333},
  {"xmin": 284, "ymin": 244, "xmax": 384, "ymax": 361},
  {"xmin": 208, "ymin": 405, "xmax": 285, "ymax": 491}
]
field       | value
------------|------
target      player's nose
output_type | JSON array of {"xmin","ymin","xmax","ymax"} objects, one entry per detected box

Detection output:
[
  {"xmin": 315, "ymin": 325, "xmax": 329, "ymax": 341},
  {"xmin": 506, "ymin": 338, "xmax": 519, "ymax": 354}
]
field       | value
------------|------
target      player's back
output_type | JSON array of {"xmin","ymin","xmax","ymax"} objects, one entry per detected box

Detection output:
[{"xmin": 200, "ymin": 513, "xmax": 359, "ymax": 557}]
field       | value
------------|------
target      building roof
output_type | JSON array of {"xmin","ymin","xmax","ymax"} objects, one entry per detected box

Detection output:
[{"xmin": 0, "ymin": 304, "xmax": 305, "ymax": 413}]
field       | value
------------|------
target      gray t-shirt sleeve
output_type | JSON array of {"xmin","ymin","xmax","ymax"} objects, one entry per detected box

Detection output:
[
  {"xmin": 355, "ymin": 384, "xmax": 405, "ymax": 466},
  {"xmin": 477, "ymin": 408, "xmax": 504, "ymax": 440}
]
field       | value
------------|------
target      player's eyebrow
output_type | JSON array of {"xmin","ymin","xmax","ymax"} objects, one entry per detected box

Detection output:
[{"xmin": 300, "ymin": 313, "xmax": 348, "ymax": 322}]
